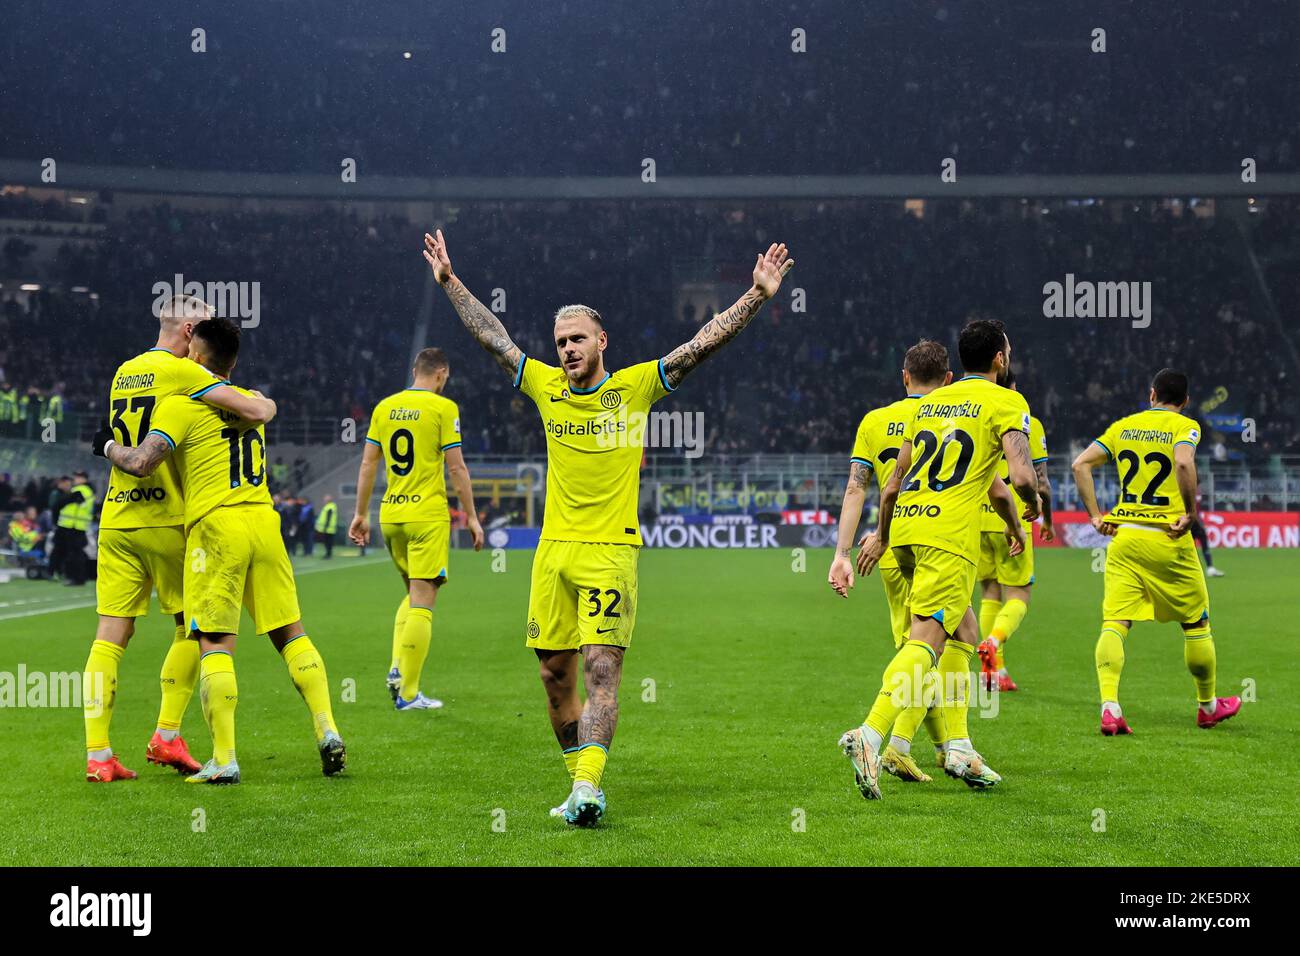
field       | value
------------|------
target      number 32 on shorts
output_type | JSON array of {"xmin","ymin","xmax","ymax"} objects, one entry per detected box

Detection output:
[{"xmin": 585, "ymin": 587, "xmax": 623, "ymax": 635}]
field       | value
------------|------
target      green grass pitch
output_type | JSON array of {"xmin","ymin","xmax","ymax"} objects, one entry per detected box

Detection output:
[{"xmin": 1, "ymin": 547, "xmax": 1295, "ymax": 866}]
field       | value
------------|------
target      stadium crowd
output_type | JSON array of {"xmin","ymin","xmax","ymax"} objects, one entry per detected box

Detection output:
[{"xmin": 2, "ymin": 194, "xmax": 1295, "ymax": 464}]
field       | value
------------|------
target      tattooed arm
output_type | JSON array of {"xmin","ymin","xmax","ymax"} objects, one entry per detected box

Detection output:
[
  {"xmin": 1002, "ymin": 429, "xmax": 1040, "ymax": 521},
  {"xmin": 1034, "ymin": 459, "xmax": 1055, "ymax": 540},
  {"xmin": 828, "ymin": 460, "xmax": 870, "ymax": 597},
  {"xmin": 660, "ymin": 243, "xmax": 793, "ymax": 388},
  {"xmin": 987, "ymin": 474, "xmax": 1027, "ymax": 557},
  {"xmin": 423, "ymin": 230, "xmax": 522, "ymax": 377},
  {"xmin": 105, "ymin": 433, "xmax": 172, "ymax": 478},
  {"xmin": 857, "ymin": 440, "xmax": 910, "ymax": 577}
]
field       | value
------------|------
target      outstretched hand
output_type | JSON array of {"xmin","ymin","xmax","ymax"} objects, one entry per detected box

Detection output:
[
  {"xmin": 423, "ymin": 230, "xmax": 454, "ymax": 284},
  {"xmin": 753, "ymin": 243, "xmax": 793, "ymax": 299}
]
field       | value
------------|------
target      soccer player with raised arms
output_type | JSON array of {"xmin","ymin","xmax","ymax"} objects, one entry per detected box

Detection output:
[
  {"xmin": 349, "ymin": 347, "xmax": 485, "ymax": 711},
  {"xmin": 424, "ymin": 228, "xmax": 792, "ymax": 826},
  {"xmin": 1071, "ymin": 368, "xmax": 1241, "ymax": 736},
  {"xmin": 97, "ymin": 318, "xmax": 346, "ymax": 784},
  {"xmin": 975, "ymin": 367, "xmax": 1055, "ymax": 693},
  {"xmin": 83, "ymin": 295, "xmax": 277, "ymax": 783},
  {"xmin": 851, "ymin": 319, "xmax": 1039, "ymax": 799},
  {"xmin": 828, "ymin": 339, "xmax": 953, "ymax": 784}
]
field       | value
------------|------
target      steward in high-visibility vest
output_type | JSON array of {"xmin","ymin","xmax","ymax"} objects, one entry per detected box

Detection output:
[
  {"xmin": 314, "ymin": 497, "xmax": 339, "ymax": 559},
  {"xmin": 54, "ymin": 473, "xmax": 94, "ymax": 586},
  {"xmin": 57, "ymin": 481, "xmax": 95, "ymax": 531},
  {"xmin": 0, "ymin": 385, "xmax": 17, "ymax": 423}
]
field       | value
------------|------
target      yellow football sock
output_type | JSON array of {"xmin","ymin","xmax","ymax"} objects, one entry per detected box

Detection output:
[
  {"xmin": 891, "ymin": 701, "xmax": 927, "ymax": 745},
  {"xmin": 199, "ymin": 651, "xmax": 238, "ymax": 765},
  {"xmin": 390, "ymin": 594, "xmax": 410, "ymax": 672},
  {"xmin": 282, "ymin": 636, "xmax": 338, "ymax": 742},
  {"xmin": 890, "ymin": 664, "xmax": 940, "ymax": 744},
  {"xmin": 938, "ymin": 640, "xmax": 975, "ymax": 743},
  {"xmin": 991, "ymin": 598, "xmax": 1028, "ymax": 643},
  {"xmin": 979, "ymin": 598, "xmax": 1002, "ymax": 640},
  {"xmin": 1095, "ymin": 622, "xmax": 1129, "ymax": 704},
  {"xmin": 991, "ymin": 598, "xmax": 1029, "ymax": 669},
  {"xmin": 397, "ymin": 606, "xmax": 434, "ymax": 701},
  {"xmin": 922, "ymin": 704, "xmax": 947, "ymax": 747},
  {"xmin": 573, "ymin": 743, "xmax": 608, "ymax": 789},
  {"xmin": 83, "ymin": 639, "xmax": 124, "ymax": 754},
  {"xmin": 865, "ymin": 639, "xmax": 937, "ymax": 740},
  {"xmin": 1183, "ymin": 622, "xmax": 1217, "ymax": 705},
  {"xmin": 563, "ymin": 747, "xmax": 581, "ymax": 780},
  {"xmin": 156, "ymin": 625, "xmax": 199, "ymax": 732}
]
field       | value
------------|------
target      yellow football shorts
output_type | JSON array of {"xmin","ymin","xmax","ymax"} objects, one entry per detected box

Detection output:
[
  {"xmin": 878, "ymin": 559, "xmax": 912, "ymax": 649},
  {"xmin": 526, "ymin": 540, "xmax": 638, "ymax": 650},
  {"xmin": 184, "ymin": 504, "xmax": 301, "ymax": 635},
  {"xmin": 977, "ymin": 529, "xmax": 1035, "ymax": 587},
  {"xmin": 382, "ymin": 520, "xmax": 450, "ymax": 583},
  {"xmin": 96, "ymin": 525, "xmax": 186, "ymax": 617},
  {"xmin": 890, "ymin": 543, "xmax": 975, "ymax": 636},
  {"xmin": 1103, "ymin": 525, "xmax": 1209, "ymax": 624}
]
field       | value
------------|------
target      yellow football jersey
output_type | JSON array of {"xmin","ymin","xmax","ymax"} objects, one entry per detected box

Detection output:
[
  {"xmin": 100, "ymin": 349, "xmax": 221, "ymax": 529},
  {"xmin": 148, "ymin": 384, "xmax": 271, "ymax": 530},
  {"xmin": 979, "ymin": 413, "xmax": 1048, "ymax": 532},
  {"xmin": 517, "ymin": 356, "xmax": 672, "ymax": 545},
  {"xmin": 891, "ymin": 375, "xmax": 1031, "ymax": 562},
  {"xmin": 364, "ymin": 388, "xmax": 461, "ymax": 523},
  {"xmin": 1094, "ymin": 407, "xmax": 1200, "ymax": 526},
  {"xmin": 850, "ymin": 394, "xmax": 923, "ymax": 569}
]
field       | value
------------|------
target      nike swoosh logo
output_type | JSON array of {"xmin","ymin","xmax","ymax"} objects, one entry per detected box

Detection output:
[
  {"xmin": 595, "ymin": 626, "xmax": 619, "ymax": 635},
  {"xmin": 550, "ymin": 396, "xmax": 566, "ymax": 403}
]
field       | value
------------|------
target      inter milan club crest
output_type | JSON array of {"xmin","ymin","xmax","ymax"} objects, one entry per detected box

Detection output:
[{"xmin": 600, "ymin": 390, "xmax": 621, "ymax": 409}]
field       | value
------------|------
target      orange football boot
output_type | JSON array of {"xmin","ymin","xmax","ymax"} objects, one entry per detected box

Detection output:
[
  {"xmin": 87, "ymin": 755, "xmax": 138, "ymax": 782},
  {"xmin": 146, "ymin": 731, "xmax": 202, "ymax": 774}
]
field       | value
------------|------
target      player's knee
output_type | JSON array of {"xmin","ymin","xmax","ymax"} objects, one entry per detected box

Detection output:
[
  {"xmin": 537, "ymin": 655, "xmax": 574, "ymax": 691},
  {"xmin": 583, "ymin": 649, "xmax": 624, "ymax": 694},
  {"xmin": 95, "ymin": 616, "xmax": 134, "ymax": 647}
]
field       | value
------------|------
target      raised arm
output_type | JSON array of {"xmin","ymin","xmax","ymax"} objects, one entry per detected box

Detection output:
[
  {"xmin": 96, "ymin": 430, "xmax": 172, "ymax": 478},
  {"xmin": 424, "ymin": 230, "xmax": 522, "ymax": 377},
  {"xmin": 660, "ymin": 244, "xmax": 793, "ymax": 389}
]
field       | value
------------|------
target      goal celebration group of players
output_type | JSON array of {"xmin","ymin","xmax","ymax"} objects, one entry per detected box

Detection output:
[{"xmin": 74, "ymin": 231, "xmax": 1239, "ymax": 825}]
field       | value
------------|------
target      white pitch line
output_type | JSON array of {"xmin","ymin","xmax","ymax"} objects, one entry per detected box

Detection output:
[{"xmin": 0, "ymin": 555, "xmax": 391, "ymax": 622}]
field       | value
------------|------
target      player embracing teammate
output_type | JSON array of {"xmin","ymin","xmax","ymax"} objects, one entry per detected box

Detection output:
[{"xmin": 846, "ymin": 319, "xmax": 1040, "ymax": 798}]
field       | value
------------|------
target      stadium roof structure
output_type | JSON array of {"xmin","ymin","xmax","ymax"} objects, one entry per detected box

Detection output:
[{"xmin": 2, "ymin": 161, "xmax": 1296, "ymax": 202}]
